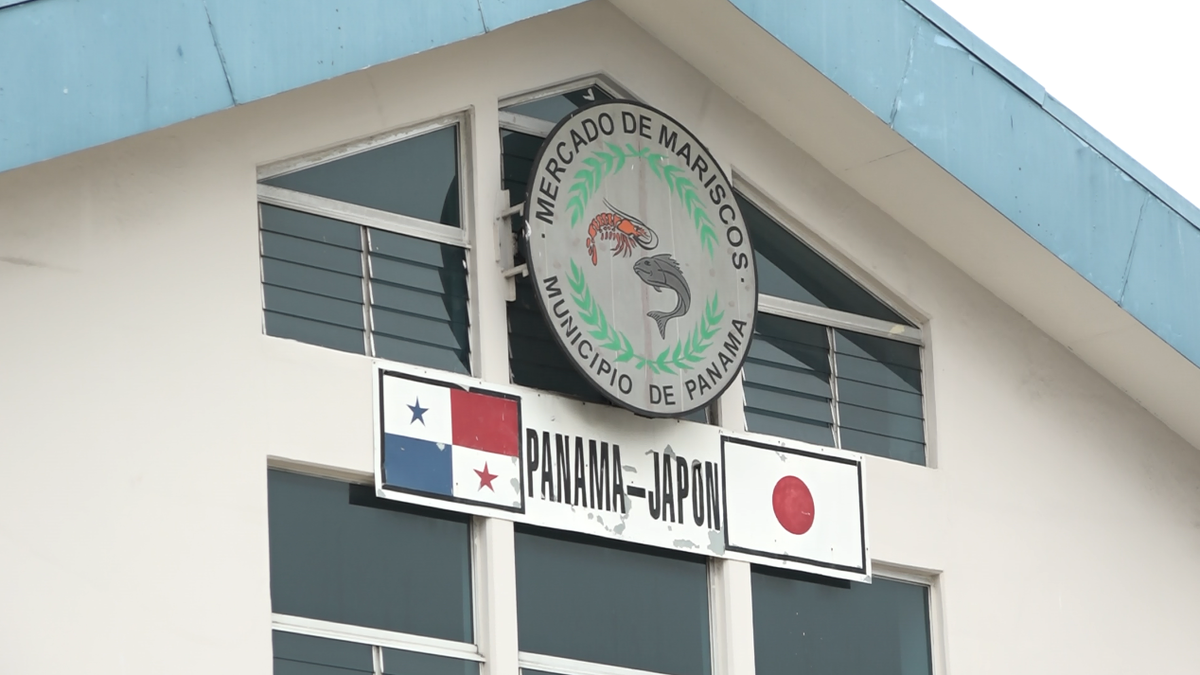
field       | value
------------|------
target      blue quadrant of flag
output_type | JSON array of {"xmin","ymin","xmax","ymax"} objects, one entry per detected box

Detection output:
[{"xmin": 383, "ymin": 435, "xmax": 452, "ymax": 496}]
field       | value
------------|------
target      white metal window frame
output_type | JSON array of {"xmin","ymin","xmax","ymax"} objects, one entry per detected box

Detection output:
[
  {"xmin": 498, "ymin": 74, "xmax": 636, "ymax": 138},
  {"xmin": 730, "ymin": 178, "xmax": 932, "ymax": 461},
  {"xmin": 260, "ymin": 74, "xmax": 944, "ymax": 675},
  {"xmin": 265, "ymin": 465, "xmax": 944, "ymax": 675},
  {"xmin": 256, "ymin": 111, "xmax": 481, "ymax": 376},
  {"xmin": 272, "ymin": 613, "xmax": 484, "ymax": 671}
]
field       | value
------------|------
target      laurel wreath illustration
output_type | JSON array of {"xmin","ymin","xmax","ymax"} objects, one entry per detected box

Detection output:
[
  {"xmin": 565, "ymin": 142, "xmax": 719, "ymax": 258},
  {"xmin": 569, "ymin": 260, "xmax": 725, "ymax": 374}
]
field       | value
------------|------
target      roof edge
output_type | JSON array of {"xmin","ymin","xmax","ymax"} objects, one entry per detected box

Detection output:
[{"xmin": 903, "ymin": 0, "xmax": 1200, "ymax": 229}]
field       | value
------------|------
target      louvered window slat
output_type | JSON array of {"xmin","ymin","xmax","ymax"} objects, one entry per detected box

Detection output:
[
  {"xmin": 744, "ymin": 315, "xmax": 926, "ymax": 463},
  {"xmin": 736, "ymin": 186, "xmax": 927, "ymax": 464},
  {"xmin": 261, "ymin": 258, "xmax": 364, "ymax": 302},
  {"xmin": 264, "ymin": 312, "xmax": 365, "ymax": 355},
  {"xmin": 744, "ymin": 410, "xmax": 834, "ymax": 447},
  {"xmin": 263, "ymin": 285, "xmax": 365, "ymax": 330}
]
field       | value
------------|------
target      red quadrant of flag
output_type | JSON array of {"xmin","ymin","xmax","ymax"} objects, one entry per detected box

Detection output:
[{"xmin": 450, "ymin": 388, "xmax": 519, "ymax": 456}]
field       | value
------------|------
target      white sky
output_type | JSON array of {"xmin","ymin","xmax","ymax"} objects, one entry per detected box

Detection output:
[{"xmin": 933, "ymin": 0, "xmax": 1200, "ymax": 208}]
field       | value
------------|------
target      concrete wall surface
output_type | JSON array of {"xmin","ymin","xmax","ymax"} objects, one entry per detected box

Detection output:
[{"xmin": 1, "ymin": 4, "xmax": 1198, "ymax": 674}]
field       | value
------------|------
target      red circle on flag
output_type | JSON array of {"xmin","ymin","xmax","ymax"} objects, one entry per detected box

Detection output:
[{"xmin": 772, "ymin": 476, "xmax": 815, "ymax": 535}]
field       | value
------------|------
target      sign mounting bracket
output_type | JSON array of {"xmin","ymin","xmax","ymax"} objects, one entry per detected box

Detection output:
[{"xmin": 495, "ymin": 189, "xmax": 527, "ymax": 301}]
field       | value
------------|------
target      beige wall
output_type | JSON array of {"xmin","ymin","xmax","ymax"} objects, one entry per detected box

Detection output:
[{"xmin": 2, "ymin": 3, "xmax": 1198, "ymax": 674}]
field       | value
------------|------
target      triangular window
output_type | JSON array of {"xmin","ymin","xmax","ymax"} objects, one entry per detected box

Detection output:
[
  {"xmin": 739, "ymin": 195, "xmax": 926, "ymax": 464},
  {"xmin": 263, "ymin": 125, "xmax": 461, "ymax": 227}
]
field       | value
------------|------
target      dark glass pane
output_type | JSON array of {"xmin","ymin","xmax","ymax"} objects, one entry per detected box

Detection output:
[
  {"xmin": 373, "ymin": 335, "xmax": 469, "ymax": 374},
  {"xmin": 370, "ymin": 229, "xmax": 461, "ymax": 268},
  {"xmin": 836, "ymin": 379, "xmax": 923, "ymax": 419},
  {"xmin": 263, "ymin": 258, "xmax": 364, "ymax": 303},
  {"xmin": 501, "ymin": 130, "xmax": 544, "ymax": 240},
  {"xmin": 840, "ymin": 429, "xmax": 926, "ymax": 465},
  {"xmin": 371, "ymin": 283, "xmax": 465, "ymax": 323},
  {"xmin": 264, "ymin": 126, "xmax": 460, "ymax": 227},
  {"xmin": 752, "ymin": 569, "xmax": 932, "ymax": 675},
  {"xmin": 365, "ymin": 229, "xmax": 470, "ymax": 372},
  {"xmin": 738, "ymin": 194, "xmax": 910, "ymax": 325},
  {"xmin": 260, "ymin": 206, "xmax": 366, "ymax": 349},
  {"xmin": 265, "ymin": 311, "xmax": 365, "ymax": 355},
  {"xmin": 508, "ymin": 275, "xmax": 608, "ymax": 405},
  {"xmin": 370, "ymin": 256, "xmax": 459, "ymax": 294},
  {"xmin": 264, "ymin": 285, "xmax": 364, "ymax": 331},
  {"xmin": 744, "ymin": 384, "xmax": 833, "ymax": 424},
  {"xmin": 743, "ymin": 361, "xmax": 832, "ymax": 399},
  {"xmin": 369, "ymin": 234, "xmax": 467, "ymax": 302},
  {"xmin": 381, "ymin": 649, "xmax": 478, "ymax": 675},
  {"xmin": 745, "ymin": 410, "xmax": 835, "ymax": 447},
  {"xmin": 835, "ymin": 353, "xmax": 922, "ymax": 395},
  {"xmin": 262, "ymin": 231, "xmax": 365, "ymax": 276},
  {"xmin": 745, "ymin": 315, "xmax": 835, "ymax": 446},
  {"xmin": 752, "ymin": 314, "xmax": 831, "ymax": 371},
  {"xmin": 504, "ymin": 86, "xmax": 614, "ymax": 123},
  {"xmin": 838, "ymin": 403, "xmax": 924, "ymax": 444},
  {"xmin": 515, "ymin": 529, "xmax": 710, "ymax": 675},
  {"xmin": 272, "ymin": 632, "xmax": 372, "ymax": 675},
  {"xmin": 268, "ymin": 471, "xmax": 472, "ymax": 642},
  {"xmin": 262, "ymin": 205, "xmax": 364, "ymax": 249},
  {"xmin": 835, "ymin": 331, "xmax": 921, "ymax": 370},
  {"xmin": 372, "ymin": 307, "xmax": 467, "ymax": 349}
]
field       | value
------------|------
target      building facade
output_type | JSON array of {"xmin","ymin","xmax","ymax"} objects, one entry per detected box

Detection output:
[{"xmin": 3, "ymin": 2, "xmax": 1200, "ymax": 675}]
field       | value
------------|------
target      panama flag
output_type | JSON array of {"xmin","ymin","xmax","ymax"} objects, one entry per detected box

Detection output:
[
  {"xmin": 723, "ymin": 438, "xmax": 865, "ymax": 572},
  {"xmin": 380, "ymin": 374, "xmax": 522, "ymax": 512}
]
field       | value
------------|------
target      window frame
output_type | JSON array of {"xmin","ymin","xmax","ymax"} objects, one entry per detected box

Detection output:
[
  {"xmin": 267, "ymin": 465, "xmax": 485, "ymax": 675},
  {"xmin": 731, "ymin": 178, "xmax": 932, "ymax": 464},
  {"xmin": 497, "ymin": 74, "xmax": 636, "ymax": 137},
  {"xmin": 256, "ymin": 111, "xmax": 480, "ymax": 376},
  {"xmin": 511, "ymin": 525, "xmax": 715, "ymax": 675},
  {"xmin": 747, "ymin": 561, "xmax": 942, "ymax": 675}
]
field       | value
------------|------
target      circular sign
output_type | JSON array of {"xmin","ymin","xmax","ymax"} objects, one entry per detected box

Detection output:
[{"xmin": 523, "ymin": 101, "xmax": 757, "ymax": 417}]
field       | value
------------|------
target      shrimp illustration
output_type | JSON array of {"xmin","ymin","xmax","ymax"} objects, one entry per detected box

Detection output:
[{"xmin": 584, "ymin": 200, "xmax": 659, "ymax": 265}]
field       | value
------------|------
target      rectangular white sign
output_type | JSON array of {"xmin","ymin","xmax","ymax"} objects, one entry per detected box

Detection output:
[{"xmin": 373, "ymin": 362, "xmax": 870, "ymax": 582}]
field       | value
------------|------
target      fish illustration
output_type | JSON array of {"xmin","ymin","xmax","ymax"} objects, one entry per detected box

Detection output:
[
  {"xmin": 585, "ymin": 200, "xmax": 659, "ymax": 265},
  {"xmin": 633, "ymin": 254, "xmax": 692, "ymax": 338}
]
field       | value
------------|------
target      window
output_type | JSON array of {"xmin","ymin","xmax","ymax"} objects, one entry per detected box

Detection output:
[
  {"xmin": 268, "ymin": 469, "xmax": 480, "ymax": 675},
  {"xmin": 739, "ymin": 194, "xmax": 927, "ymax": 464},
  {"xmin": 258, "ymin": 121, "xmax": 472, "ymax": 374},
  {"xmin": 514, "ymin": 527, "xmax": 711, "ymax": 675},
  {"xmin": 752, "ymin": 566, "xmax": 933, "ymax": 675}
]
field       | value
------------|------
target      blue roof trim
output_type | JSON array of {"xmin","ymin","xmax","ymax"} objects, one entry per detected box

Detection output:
[
  {"xmin": 901, "ymin": 0, "xmax": 1044, "ymax": 104},
  {"xmin": 730, "ymin": 0, "xmax": 1200, "ymax": 368},
  {"xmin": 1, "ymin": 0, "xmax": 1196, "ymax": 369},
  {"xmin": 902, "ymin": 0, "xmax": 1200, "ymax": 230},
  {"xmin": 0, "ymin": 0, "xmax": 236, "ymax": 172},
  {"xmin": 0, "ymin": 0, "xmax": 585, "ymax": 175}
]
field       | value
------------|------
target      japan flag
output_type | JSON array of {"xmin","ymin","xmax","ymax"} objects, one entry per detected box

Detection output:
[{"xmin": 723, "ymin": 438, "xmax": 865, "ymax": 572}]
